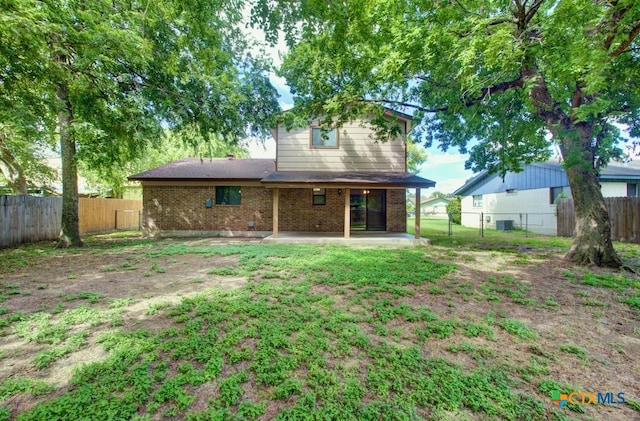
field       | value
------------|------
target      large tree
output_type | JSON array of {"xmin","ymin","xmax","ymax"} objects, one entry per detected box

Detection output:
[
  {"xmin": 2, "ymin": 0, "xmax": 279, "ymax": 246},
  {"xmin": 0, "ymin": 2, "xmax": 56, "ymax": 194},
  {"xmin": 81, "ymin": 125, "xmax": 250, "ymax": 198},
  {"xmin": 254, "ymin": 0, "xmax": 640, "ymax": 267}
]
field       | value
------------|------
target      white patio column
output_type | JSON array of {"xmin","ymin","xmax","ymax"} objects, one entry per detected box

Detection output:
[
  {"xmin": 272, "ymin": 188, "xmax": 279, "ymax": 239},
  {"xmin": 344, "ymin": 188, "xmax": 350, "ymax": 238},
  {"xmin": 415, "ymin": 188, "xmax": 421, "ymax": 239}
]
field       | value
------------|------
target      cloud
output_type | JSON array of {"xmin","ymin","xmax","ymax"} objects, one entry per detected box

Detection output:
[
  {"xmin": 427, "ymin": 154, "xmax": 468, "ymax": 166},
  {"xmin": 247, "ymin": 137, "xmax": 276, "ymax": 159},
  {"xmin": 432, "ymin": 177, "xmax": 470, "ymax": 194}
]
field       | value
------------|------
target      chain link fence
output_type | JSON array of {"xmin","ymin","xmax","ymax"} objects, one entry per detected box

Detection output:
[{"xmin": 409, "ymin": 211, "xmax": 558, "ymax": 239}]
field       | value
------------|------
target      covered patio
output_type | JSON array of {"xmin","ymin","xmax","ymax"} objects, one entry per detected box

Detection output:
[{"xmin": 261, "ymin": 171, "xmax": 435, "ymax": 240}]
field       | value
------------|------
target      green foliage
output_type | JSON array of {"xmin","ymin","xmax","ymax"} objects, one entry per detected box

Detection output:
[
  {"xmin": 627, "ymin": 398, "xmax": 640, "ymax": 412},
  {"xmin": 80, "ymin": 127, "xmax": 250, "ymax": 197},
  {"xmin": 406, "ymin": 139, "xmax": 428, "ymax": 174},
  {"xmin": 498, "ymin": 318, "xmax": 538, "ymax": 341},
  {"xmin": 559, "ymin": 344, "xmax": 588, "ymax": 361},
  {"xmin": 0, "ymin": 378, "xmax": 53, "ymax": 400},
  {"xmin": 446, "ymin": 197, "xmax": 462, "ymax": 225}
]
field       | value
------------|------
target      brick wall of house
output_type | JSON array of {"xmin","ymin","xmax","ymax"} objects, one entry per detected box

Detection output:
[
  {"xmin": 142, "ymin": 185, "xmax": 273, "ymax": 232},
  {"xmin": 142, "ymin": 185, "xmax": 407, "ymax": 233},
  {"xmin": 386, "ymin": 189, "xmax": 407, "ymax": 233},
  {"xmin": 279, "ymin": 188, "xmax": 345, "ymax": 232}
]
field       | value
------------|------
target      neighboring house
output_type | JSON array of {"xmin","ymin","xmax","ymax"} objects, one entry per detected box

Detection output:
[
  {"xmin": 453, "ymin": 160, "xmax": 640, "ymax": 235},
  {"xmin": 129, "ymin": 111, "xmax": 435, "ymax": 238},
  {"xmin": 420, "ymin": 196, "xmax": 451, "ymax": 218}
]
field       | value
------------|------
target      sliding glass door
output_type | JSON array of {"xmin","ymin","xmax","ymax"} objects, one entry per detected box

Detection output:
[{"xmin": 350, "ymin": 189, "xmax": 386, "ymax": 231}]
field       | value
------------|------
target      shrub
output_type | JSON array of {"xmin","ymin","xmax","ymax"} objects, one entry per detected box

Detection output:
[{"xmin": 446, "ymin": 196, "xmax": 462, "ymax": 225}]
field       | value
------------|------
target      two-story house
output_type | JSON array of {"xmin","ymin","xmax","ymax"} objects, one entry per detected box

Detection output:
[{"xmin": 129, "ymin": 110, "xmax": 435, "ymax": 239}]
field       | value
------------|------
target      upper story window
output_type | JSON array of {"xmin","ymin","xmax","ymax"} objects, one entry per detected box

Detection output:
[
  {"xmin": 550, "ymin": 186, "xmax": 570, "ymax": 204},
  {"xmin": 627, "ymin": 183, "xmax": 639, "ymax": 197},
  {"xmin": 311, "ymin": 127, "xmax": 338, "ymax": 148},
  {"xmin": 216, "ymin": 186, "xmax": 241, "ymax": 205},
  {"xmin": 472, "ymin": 195, "xmax": 483, "ymax": 207}
]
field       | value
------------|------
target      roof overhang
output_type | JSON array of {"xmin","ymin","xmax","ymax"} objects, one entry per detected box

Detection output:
[{"xmin": 260, "ymin": 171, "xmax": 435, "ymax": 189}]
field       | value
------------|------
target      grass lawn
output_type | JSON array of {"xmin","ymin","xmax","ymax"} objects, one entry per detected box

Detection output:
[{"xmin": 0, "ymin": 232, "xmax": 639, "ymax": 420}]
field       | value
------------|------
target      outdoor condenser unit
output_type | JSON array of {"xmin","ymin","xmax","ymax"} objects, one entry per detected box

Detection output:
[{"xmin": 495, "ymin": 220, "xmax": 514, "ymax": 231}]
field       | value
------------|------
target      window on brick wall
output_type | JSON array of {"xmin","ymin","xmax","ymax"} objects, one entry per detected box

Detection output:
[
  {"xmin": 312, "ymin": 188, "xmax": 326, "ymax": 205},
  {"xmin": 216, "ymin": 186, "xmax": 241, "ymax": 205}
]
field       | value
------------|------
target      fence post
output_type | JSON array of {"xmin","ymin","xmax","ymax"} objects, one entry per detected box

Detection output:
[
  {"xmin": 525, "ymin": 213, "xmax": 528, "ymax": 237},
  {"xmin": 448, "ymin": 213, "xmax": 452, "ymax": 236},
  {"xmin": 480, "ymin": 212, "xmax": 484, "ymax": 238}
]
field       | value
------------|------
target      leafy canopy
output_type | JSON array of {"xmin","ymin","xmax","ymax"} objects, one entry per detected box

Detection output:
[
  {"xmin": 1, "ymin": 0, "xmax": 280, "ymax": 191},
  {"xmin": 256, "ymin": 0, "xmax": 640, "ymax": 176}
]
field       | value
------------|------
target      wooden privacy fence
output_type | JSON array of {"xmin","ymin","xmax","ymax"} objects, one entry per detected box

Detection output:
[
  {"xmin": 1, "ymin": 195, "xmax": 62, "ymax": 247},
  {"xmin": 1, "ymin": 196, "xmax": 143, "ymax": 247},
  {"xmin": 557, "ymin": 197, "xmax": 640, "ymax": 243},
  {"xmin": 78, "ymin": 198, "xmax": 142, "ymax": 234}
]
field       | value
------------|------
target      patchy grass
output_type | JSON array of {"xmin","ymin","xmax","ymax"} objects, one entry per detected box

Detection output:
[{"xmin": 0, "ymin": 234, "xmax": 638, "ymax": 420}]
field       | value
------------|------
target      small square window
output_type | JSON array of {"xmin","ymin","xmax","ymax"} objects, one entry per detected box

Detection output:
[
  {"xmin": 311, "ymin": 127, "xmax": 338, "ymax": 148},
  {"xmin": 627, "ymin": 183, "xmax": 638, "ymax": 197},
  {"xmin": 472, "ymin": 195, "xmax": 483, "ymax": 207},
  {"xmin": 313, "ymin": 188, "xmax": 326, "ymax": 205},
  {"xmin": 216, "ymin": 186, "xmax": 241, "ymax": 205}
]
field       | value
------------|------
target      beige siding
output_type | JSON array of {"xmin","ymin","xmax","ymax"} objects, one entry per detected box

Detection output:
[{"xmin": 276, "ymin": 120, "xmax": 406, "ymax": 172}]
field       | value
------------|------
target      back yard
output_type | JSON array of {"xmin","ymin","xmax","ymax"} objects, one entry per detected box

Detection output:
[{"xmin": 0, "ymin": 228, "xmax": 639, "ymax": 420}]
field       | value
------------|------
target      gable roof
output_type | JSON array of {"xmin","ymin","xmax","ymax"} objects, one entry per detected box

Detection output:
[
  {"xmin": 421, "ymin": 196, "xmax": 451, "ymax": 206},
  {"xmin": 271, "ymin": 106, "xmax": 413, "ymax": 138},
  {"xmin": 453, "ymin": 160, "xmax": 640, "ymax": 196},
  {"xmin": 129, "ymin": 158, "xmax": 275, "ymax": 181}
]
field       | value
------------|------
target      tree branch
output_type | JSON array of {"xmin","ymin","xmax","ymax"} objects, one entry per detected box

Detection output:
[
  {"xmin": 611, "ymin": 22, "xmax": 640, "ymax": 57},
  {"xmin": 365, "ymin": 76, "xmax": 525, "ymax": 114},
  {"xmin": 603, "ymin": 3, "xmax": 633, "ymax": 51},
  {"xmin": 524, "ymin": 0, "xmax": 544, "ymax": 25}
]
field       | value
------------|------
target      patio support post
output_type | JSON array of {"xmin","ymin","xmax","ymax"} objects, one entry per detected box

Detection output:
[
  {"xmin": 415, "ymin": 188, "xmax": 421, "ymax": 239},
  {"xmin": 344, "ymin": 188, "xmax": 350, "ymax": 238},
  {"xmin": 273, "ymin": 188, "xmax": 279, "ymax": 239}
]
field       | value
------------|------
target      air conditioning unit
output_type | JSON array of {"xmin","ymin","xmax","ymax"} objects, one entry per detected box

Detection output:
[{"xmin": 496, "ymin": 220, "xmax": 514, "ymax": 231}]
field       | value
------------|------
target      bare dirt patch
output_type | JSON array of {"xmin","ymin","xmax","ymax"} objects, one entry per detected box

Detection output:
[{"xmin": 0, "ymin": 238, "xmax": 250, "ymax": 391}]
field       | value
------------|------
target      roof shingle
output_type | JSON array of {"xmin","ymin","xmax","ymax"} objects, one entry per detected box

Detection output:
[{"xmin": 129, "ymin": 158, "xmax": 275, "ymax": 181}]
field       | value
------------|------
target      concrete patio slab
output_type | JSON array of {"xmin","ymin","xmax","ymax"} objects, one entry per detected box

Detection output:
[{"xmin": 262, "ymin": 232, "xmax": 430, "ymax": 245}]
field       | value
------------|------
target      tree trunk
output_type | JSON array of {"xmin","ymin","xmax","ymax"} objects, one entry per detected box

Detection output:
[
  {"xmin": 56, "ymin": 82, "xmax": 83, "ymax": 247},
  {"xmin": 0, "ymin": 136, "xmax": 28, "ymax": 195},
  {"xmin": 523, "ymin": 64, "xmax": 622, "ymax": 268},
  {"xmin": 560, "ymin": 134, "xmax": 621, "ymax": 267}
]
